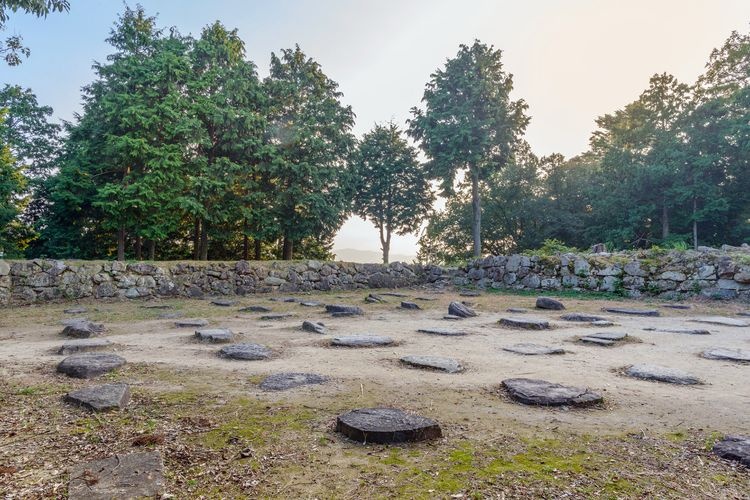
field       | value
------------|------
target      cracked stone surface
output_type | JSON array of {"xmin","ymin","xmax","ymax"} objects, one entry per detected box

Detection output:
[
  {"xmin": 400, "ymin": 355, "xmax": 463, "ymax": 373},
  {"xmin": 218, "ymin": 343, "xmax": 270, "ymax": 360},
  {"xmin": 68, "ymin": 451, "xmax": 165, "ymax": 499},
  {"xmin": 64, "ymin": 383, "xmax": 130, "ymax": 411},
  {"xmin": 57, "ymin": 353, "xmax": 126, "ymax": 379},
  {"xmin": 502, "ymin": 378, "xmax": 602, "ymax": 407},
  {"xmin": 624, "ymin": 364, "xmax": 701, "ymax": 385},
  {"xmin": 336, "ymin": 408, "xmax": 442, "ymax": 444},
  {"xmin": 259, "ymin": 372, "xmax": 327, "ymax": 391}
]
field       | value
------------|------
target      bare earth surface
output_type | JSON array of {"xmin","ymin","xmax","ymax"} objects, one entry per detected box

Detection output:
[{"xmin": 1, "ymin": 289, "xmax": 749, "ymax": 498}]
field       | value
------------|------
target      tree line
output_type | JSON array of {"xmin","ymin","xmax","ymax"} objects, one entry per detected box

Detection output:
[{"xmin": 1, "ymin": 5, "xmax": 749, "ymax": 263}]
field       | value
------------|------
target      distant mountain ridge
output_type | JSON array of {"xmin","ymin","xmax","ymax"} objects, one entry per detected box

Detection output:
[{"xmin": 333, "ymin": 248, "xmax": 416, "ymax": 263}]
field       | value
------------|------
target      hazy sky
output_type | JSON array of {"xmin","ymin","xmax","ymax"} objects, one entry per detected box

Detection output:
[{"xmin": 4, "ymin": 0, "xmax": 750, "ymax": 258}]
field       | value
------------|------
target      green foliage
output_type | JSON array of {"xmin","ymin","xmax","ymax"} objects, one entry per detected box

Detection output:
[
  {"xmin": 0, "ymin": 0, "xmax": 70, "ymax": 65},
  {"xmin": 353, "ymin": 122, "xmax": 433, "ymax": 263}
]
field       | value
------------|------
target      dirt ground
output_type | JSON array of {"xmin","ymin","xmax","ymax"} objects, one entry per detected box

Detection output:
[{"xmin": 1, "ymin": 289, "xmax": 749, "ymax": 498}]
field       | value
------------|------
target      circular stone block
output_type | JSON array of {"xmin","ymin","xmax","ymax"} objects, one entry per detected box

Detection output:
[
  {"xmin": 601, "ymin": 307, "xmax": 660, "ymax": 317},
  {"xmin": 561, "ymin": 313, "xmax": 607, "ymax": 322},
  {"xmin": 498, "ymin": 317, "xmax": 550, "ymax": 330},
  {"xmin": 400, "ymin": 355, "xmax": 462, "ymax": 373},
  {"xmin": 64, "ymin": 383, "xmax": 130, "ymax": 411},
  {"xmin": 336, "ymin": 408, "xmax": 442, "ymax": 444},
  {"xmin": 417, "ymin": 328, "xmax": 468, "ymax": 337},
  {"xmin": 502, "ymin": 343, "xmax": 565, "ymax": 355},
  {"xmin": 331, "ymin": 335, "xmax": 394, "ymax": 347},
  {"xmin": 712, "ymin": 435, "xmax": 750, "ymax": 467},
  {"xmin": 175, "ymin": 318, "xmax": 208, "ymax": 328},
  {"xmin": 691, "ymin": 317, "xmax": 750, "ymax": 327},
  {"xmin": 702, "ymin": 347, "xmax": 750, "ymax": 363},
  {"xmin": 536, "ymin": 297, "xmax": 565, "ymax": 310},
  {"xmin": 195, "ymin": 328, "xmax": 234, "ymax": 343},
  {"xmin": 502, "ymin": 378, "xmax": 603, "ymax": 407},
  {"xmin": 259, "ymin": 372, "xmax": 327, "ymax": 391},
  {"xmin": 58, "ymin": 338, "xmax": 113, "ymax": 355},
  {"xmin": 57, "ymin": 353, "xmax": 126, "ymax": 379},
  {"xmin": 448, "ymin": 301, "xmax": 477, "ymax": 318},
  {"xmin": 219, "ymin": 343, "xmax": 270, "ymax": 360},
  {"xmin": 624, "ymin": 364, "xmax": 701, "ymax": 385}
]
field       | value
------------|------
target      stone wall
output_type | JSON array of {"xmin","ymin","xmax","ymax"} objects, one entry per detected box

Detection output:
[
  {"xmin": 0, "ymin": 259, "xmax": 423, "ymax": 306},
  {"xmin": 441, "ymin": 247, "xmax": 750, "ymax": 301},
  {"xmin": 2, "ymin": 246, "xmax": 749, "ymax": 306}
]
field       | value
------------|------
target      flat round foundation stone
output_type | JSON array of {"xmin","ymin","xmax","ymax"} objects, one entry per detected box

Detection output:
[
  {"xmin": 502, "ymin": 343, "xmax": 565, "ymax": 355},
  {"xmin": 561, "ymin": 313, "xmax": 607, "ymax": 322},
  {"xmin": 400, "ymin": 355, "xmax": 463, "ymax": 373},
  {"xmin": 417, "ymin": 328, "xmax": 468, "ymax": 337},
  {"xmin": 691, "ymin": 317, "xmax": 750, "ymax": 327},
  {"xmin": 502, "ymin": 378, "xmax": 602, "ymax": 407},
  {"xmin": 195, "ymin": 328, "xmax": 234, "ymax": 343},
  {"xmin": 64, "ymin": 383, "xmax": 130, "ymax": 411},
  {"xmin": 259, "ymin": 372, "xmax": 327, "ymax": 391},
  {"xmin": 712, "ymin": 435, "xmax": 750, "ymax": 467},
  {"xmin": 602, "ymin": 307, "xmax": 660, "ymax": 317},
  {"xmin": 536, "ymin": 297, "xmax": 565, "ymax": 310},
  {"xmin": 175, "ymin": 318, "xmax": 208, "ymax": 328},
  {"xmin": 702, "ymin": 347, "xmax": 750, "ymax": 363},
  {"xmin": 625, "ymin": 364, "xmax": 701, "ymax": 385},
  {"xmin": 336, "ymin": 408, "xmax": 442, "ymax": 444},
  {"xmin": 498, "ymin": 317, "xmax": 550, "ymax": 330},
  {"xmin": 326, "ymin": 304, "xmax": 364, "ymax": 315},
  {"xmin": 331, "ymin": 335, "xmax": 394, "ymax": 347},
  {"xmin": 219, "ymin": 343, "xmax": 270, "ymax": 360},
  {"xmin": 57, "ymin": 353, "xmax": 126, "ymax": 378},
  {"xmin": 58, "ymin": 338, "xmax": 113, "ymax": 355},
  {"xmin": 448, "ymin": 301, "xmax": 477, "ymax": 318}
]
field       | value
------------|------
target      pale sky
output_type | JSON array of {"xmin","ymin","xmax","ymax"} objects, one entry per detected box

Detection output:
[{"xmin": 4, "ymin": 0, "xmax": 750, "ymax": 259}]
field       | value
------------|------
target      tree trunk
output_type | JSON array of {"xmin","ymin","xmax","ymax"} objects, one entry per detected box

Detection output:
[
  {"xmin": 117, "ymin": 227, "xmax": 126, "ymax": 261},
  {"xmin": 471, "ymin": 168, "xmax": 482, "ymax": 258},
  {"xmin": 282, "ymin": 237, "xmax": 293, "ymax": 260},
  {"xmin": 148, "ymin": 240, "xmax": 155, "ymax": 260},
  {"xmin": 661, "ymin": 198, "xmax": 670, "ymax": 239},
  {"xmin": 193, "ymin": 219, "xmax": 201, "ymax": 260},
  {"xmin": 199, "ymin": 222, "xmax": 208, "ymax": 261},
  {"xmin": 135, "ymin": 235, "xmax": 142, "ymax": 261},
  {"xmin": 254, "ymin": 239, "xmax": 262, "ymax": 260},
  {"xmin": 242, "ymin": 234, "xmax": 249, "ymax": 260},
  {"xmin": 693, "ymin": 197, "xmax": 698, "ymax": 250},
  {"xmin": 379, "ymin": 224, "xmax": 391, "ymax": 264}
]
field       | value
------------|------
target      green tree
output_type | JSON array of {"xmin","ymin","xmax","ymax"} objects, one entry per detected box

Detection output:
[
  {"xmin": 0, "ymin": 110, "xmax": 27, "ymax": 256},
  {"xmin": 1, "ymin": 0, "xmax": 69, "ymax": 65},
  {"xmin": 353, "ymin": 123, "xmax": 433, "ymax": 263},
  {"xmin": 409, "ymin": 40, "xmax": 529, "ymax": 258},
  {"xmin": 264, "ymin": 45, "xmax": 355, "ymax": 260}
]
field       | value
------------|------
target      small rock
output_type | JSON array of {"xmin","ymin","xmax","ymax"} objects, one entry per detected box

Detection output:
[
  {"xmin": 602, "ymin": 307, "xmax": 660, "ymax": 317},
  {"xmin": 443, "ymin": 315, "xmax": 463, "ymax": 320},
  {"xmin": 561, "ymin": 313, "xmax": 607, "ymax": 322},
  {"xmin": 536, "ymin": 297, "xmax": 565, "ymax": 310},
  {"xmin": 502, "ymin": 343, "xmax": 565, "ymax": 355},
  {"xmin": 336, "ymin": 408, "xmax": 442, "ymax": 444},
  {"xmin": 57, "ymin": 353, "xmax": 126, "ymax": 378},
  {"xmin": 195, "ymin": 328, "xmax": 234, "ymax": 343},
  {"xmin": 326, "ymin": 304, "xmax": 364, "ymax": 316},
  {"xmin": 365, "ymin": 293, "xmax": 387, "ymax": 303},
  {"xmin": 302, "ymin": 320, "xmax": 326, "ymax": 334},
  {"xmin": 448, "ymin": 301, "xmax": 476, "ymax": 318},
  {"xmin": 239, "ymin": 305, "xmax": 272, "ymax": 312},
  {"xmin": 624, "ymin": 364, "xmax": 701, "ymax": 385},
  {"xmin": 400, "ymin": 301, "xmax": 421, "ymax": 310},
  {"xmin": 498, "ymin": 317, "xmax": 550, "ymax": 330},
  {"xmin": 502, "ymin": 378, "xmax": 602, "ymax": 407},
  {"xmin": 58, "ymin": 338, "xmax": 112, "ymax": 355},
  {"xmin": 690, "ymin": 317, "xmax": 750, "ymax": 327},
  {"xmin": 712, "ymin": 435, "xmax": 750, "ymax": 467},
  {"xmin": 175, "ymin": 318, "xmax": 208, "ymax": 328},
  {"xmin": 259, "ymin": 372, "xmax": 327, "ymax": 391},
  {"xmin": 417, "ymin": 327, "xmax": 468, "ymax": 337},
  {"xmin": 331, "ymin": 335, "xmax": 394, "ymax": 347},
  {"xmin": 400, "ymin": 355, "xmax": 463, "ymax": 373},
  {"xmin": 702, "ymin": 347, "xmax": 750, "ymax": 363},
  {"xmin": 219, "ymin": 343, "xmax": 270, "ymax": 360},
  {"xmin": 68, "ymin": 452, "xmax": 165, "ymax": 499},
  {"xmin": 64, "ymin": 383, "xmax": 130, "ymax": 411},
  {"xmin": 61, "ymin": 319, "xmax": 105, "ymax": 339}
]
